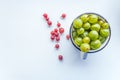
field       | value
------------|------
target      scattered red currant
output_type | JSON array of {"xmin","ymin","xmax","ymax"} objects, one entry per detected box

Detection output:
[
  {"xmin": 50, "ymin": 35, "xmax": 55, "ymax": 40},
  {"xmin": 57, "ymin": 22, "xmax": 61, "ymax": 27},
  {"xmin": 54, "ymin": 28, "xmax": 58, "ymax": 32},
  {"xmin": 42, "ymin": 13, "xmax": 69, "ymax": 62},
  {"xmin": 50, "ymin": 31, "xmax": 55, "ymax": 35},
  {"xmin": 56, "ymin": 36, "xmax": 60, "ymax": 41},
  {"xmin": 47, "ymin": 20, "xmax": 52, "ymax": 26},
  {"xmin": 61, "ymin": 13, "xmax": 66, "ymax": 19},
  {"xmin": 55, "ymin": 44, "xmax": 59, "ymax": 49},
  {"xmin": 66, "ymin": 34, "xmax": 70, "ymax": 40},
  {"xmin": 43, "ymin": 13, "xmax": 48, "ymax": 19},
  {"xmin": 59, "ymin": 27, "xmax": 64, "ymax": 34},
  {"xmin": 55, "ymin": 32, "xmax": 59, "ymax": 37},
  {"xmin": 58, "ymin": 55, "xmax": 63, "ymax": 61},
  {"xmin": 45, "ymin": 17, "xmax": 49, "ymax": 21}
]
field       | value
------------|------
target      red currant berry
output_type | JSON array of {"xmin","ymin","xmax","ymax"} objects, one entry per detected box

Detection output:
[
  {"xmin": 61, "ymin": 13, "xmax": 66, "ymax": 19},
  {"xmin": 54, "ymin": 28, "xmax": 58, "ymax": 32},
  {"xmin": 45, "ymin": 17, "xmax": 49, "ymax": 21},
  {"xmin": 66, "ymin": 34, "xmax": 70, "ymax": 40},
  {"xmin": 56, "ymin": 36, "xmax": 60, "ymax": 41},
  {"xmin": 55, "ymin": 44, "xmax": 59, "ymax": 49},
  {"xmin": 50, "ymin": 31, "xmax": 55, "ymax": 35},
  {"xmin": 50, "ymin": 35, "xmax": 55, "ymax": 40},
  {"xmin": 55, "ymin": 32, "xmax": 59, "ymax": 37},
  {"xmin": 58, "ymin": 55, "xmax": 63, "ymax": 61},
  {"xmin": 57, "ymin": 22, "xmax": 61, "ymax": 27},
  {"xmin": 43, "ymin": 13, "xmax": 48, "ymax": 19},
  {"xmin": 47, "ymin": 20, "xmax": 52, "ymax": 26},
  {"xmin": 59, "ymin": 28, "xmax": 64, "ymax": 34}
]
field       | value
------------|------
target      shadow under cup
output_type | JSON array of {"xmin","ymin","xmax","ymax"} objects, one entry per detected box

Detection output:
[{"xmin": 70, "ymin": 13, "xmax": 111, "ymax": 59}]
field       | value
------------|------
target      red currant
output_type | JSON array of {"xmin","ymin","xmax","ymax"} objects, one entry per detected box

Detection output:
[
  {"xmin": 50, "ymin": 35, "xmax": 55, "ymax": 40},
  {"xmin": 59, "ymin": 28, "xmax": 64, "ymax": 34},
  {"xmin": 61, "ymin": 13, "xmax": 66, "ymax": 19},
  {"xmin": 45, "ymin": 17, "xmax": 49, "ymax": 21},
  {"xmin": 56, "ymin": 36, "xmax": 60, "ymax": 41},
  {"xmin": 43, "ymin": 13, "xmax": 48, "ymax": 19},
  {"xmin": 47, "ymin": 20, "xmax": 52, "ymax": 26},
  {"xmin": 58, "ymin": 55, "xmax": 63, "ymax": 61},
  {"xmin": 50, "ymin": 31, "xmax": 55, "ymax": 35},
  {"xmin": 66, "ymin": 34, "xmax": 70, "ymax": 40},
  {"xmin": 57, "ymin": 22, "xmax": 61, "ymax": 27},
  {"xmin": 54, "ymin": 28, "xmax": 58, "ymax": 32},
  {"xmin": 55, "ymin": 32, "xmax": 59, "ymax": 37},
  {"xmin": 55, "ymin": 44, "xmax": 59, "ymax": 49}
]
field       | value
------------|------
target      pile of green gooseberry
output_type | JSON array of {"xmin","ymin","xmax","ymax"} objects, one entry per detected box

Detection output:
[{"xmin": 72, "ymin": 13, "xmax": 110, "ymax": 52}]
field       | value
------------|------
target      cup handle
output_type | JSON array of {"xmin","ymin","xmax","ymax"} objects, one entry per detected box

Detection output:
[{"xmin": 80, "ymin": 52, "xmax": 88, "ymax": 60}]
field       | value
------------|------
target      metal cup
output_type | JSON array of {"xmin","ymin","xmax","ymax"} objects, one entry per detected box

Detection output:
[{"xmin": 70, "ymin": 13, "xmax": 111, "ymax": 59}]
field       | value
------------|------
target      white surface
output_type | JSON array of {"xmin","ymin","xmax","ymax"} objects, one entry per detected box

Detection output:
[{"xmin": 0, "ymin": 0, "xmax": 120, "ymax": 80}]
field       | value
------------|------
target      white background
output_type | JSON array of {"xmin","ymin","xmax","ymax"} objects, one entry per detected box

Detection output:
[{"xmin": 0, "ymin": 0, "xmax": 120, "ymax": 80}]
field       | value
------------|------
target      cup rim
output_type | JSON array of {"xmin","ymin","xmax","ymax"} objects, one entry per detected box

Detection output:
[{"xmin": 70, "ymin": 12, "xmax": 111, "ymax": 53}]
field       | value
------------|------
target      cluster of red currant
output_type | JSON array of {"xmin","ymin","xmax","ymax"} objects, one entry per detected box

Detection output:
[{"xmin": 43, "ymin": 13, "xmax": 70, "ymax": 61}]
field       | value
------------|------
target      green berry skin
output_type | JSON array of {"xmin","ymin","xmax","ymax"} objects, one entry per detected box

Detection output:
[
  {"xmin": 80, "ymin": 43, "xmax": 90, "ymax": 52},
  {"xmin": 88, "ymin": 30, "xmax": 99, "ymax": 40},
  {"xmin": 73, "ymin": 19, "xmax": 83, "ymax": 28},
  {"xmin": 99, "ymin": 36, "xmax": 106, "ymax": 44},
  {"xmin": 81, "ymin": 31, "xmax": 89, "ymax": 38},
  {"xmin": 89, "ymin": 14, "xmax": 98, "ymax": 24},
  {"xmin": 91, "ymin": 23, "xmax": 100, "ymax": 32},
  {"xmin": 82, "ymin": 37, "xmax": 90, "ymax": 43},
  {"xmin": 77, "ymin": 28, "xmax": 85, "ymax": 35},
  {"xmin": 83, "ymin": 22, "xmax": 91, "ymax": 30},
  {"xmin": 102, "ymin": 22, "xmax": 109, "ymax": 29},
  {"xmin": 90, "ymin": 40, "xmax": 101, "ymax": 50},
  {"xmin": 100, "ymin": 29, "xmax": 110, "ymax": 37},
  {"xmin": 72, "ymin": 31, "xmax": 77, "ymax": 40},
  {"xmin": 98, "ymin": 20, "xmax": 104, "ymax": 26},
  {"xmin": 74, "ymin": 37, "xmax": 82, "ymax": 46},
  {"xmin": 80, "ymin": 14, "xmax": 89, "ymax": 23}
]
